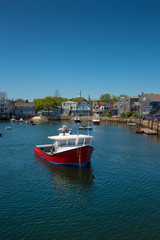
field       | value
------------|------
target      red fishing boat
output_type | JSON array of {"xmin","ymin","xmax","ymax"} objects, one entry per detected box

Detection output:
[{"xmin": 34, "ymin": 126, "xmax": 94, "ymax": 167}]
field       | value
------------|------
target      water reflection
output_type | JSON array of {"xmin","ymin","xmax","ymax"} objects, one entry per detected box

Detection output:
[{"xmin": 35, "ymin": 155, "xmax": 94, "ymax": 189}]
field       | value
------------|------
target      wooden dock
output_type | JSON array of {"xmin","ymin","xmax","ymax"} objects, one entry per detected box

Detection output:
[{"xmin": 143, "ymin": 128, "xmax": 157, "ymax": 135}]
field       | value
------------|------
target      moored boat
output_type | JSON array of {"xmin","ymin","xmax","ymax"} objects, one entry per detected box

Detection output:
[
  {"xmin": 127, "ymin": 123, "xmax": 137, "ymax": 126},
  {"xmin": 79, "ymin": 124, "xmax": 92, "ymax": 130},
  {"xmin": 10, "ymin": 116, "xmax": 17, "ymax": 123},
  {"xmin": 74, "ymin": 117, "xmax": 81, "ymax": 123},
  {"xmin": 26, "ymin": 120, "xmax": 36, "ymax": 125},
  {"xmin": 136, "ymin": 128, "xmax": 144, "ymax": 134},
  {"xmin": 92, "ymin": 117, "xmax": 100, "ymax": 125},
  {"xmin": 34, "ymin": 127, "xmax": 94, "ymax": 167},
  {"xmin": 5, "ymin": 126, "xmax": 12, "ymax": 130},
  {"xmin": 19, "ymin": 118, "xmax": 24, "ymax": 123}
]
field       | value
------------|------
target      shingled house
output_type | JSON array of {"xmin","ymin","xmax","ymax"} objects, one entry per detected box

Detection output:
[
  {"xmin": 14, "ymin": 100, "xmax": 35, "ymax": 119},
  {"xmin": 139, "ymin": 93, "xmax": 160, "ymax": 116}
]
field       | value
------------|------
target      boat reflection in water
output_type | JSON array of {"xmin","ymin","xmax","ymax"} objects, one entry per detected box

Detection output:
[{"xmin": 35, "ymin": 154, "xmax": 94, "ymax": 188}]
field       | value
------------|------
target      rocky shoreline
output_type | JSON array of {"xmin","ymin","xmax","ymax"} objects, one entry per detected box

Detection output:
[{"xmin": 31, "ymin": 115, "xmax": 160, "ymax": 135}]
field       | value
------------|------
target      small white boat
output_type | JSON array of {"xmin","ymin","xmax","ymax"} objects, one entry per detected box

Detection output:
[
  {"xmin": 10, "ymin": 116, "xmax": 17, "ymax": 123},
  {"xmin": 19, "ymin": 118, "xmax": 24, "ymax": 123},
  {"xmin": 5, "ymin": 126, "xmax": 12, "ymax": 130},
  {"xmin": 127, "ymin": 123, "xmax": 137, "ymax": 126}
]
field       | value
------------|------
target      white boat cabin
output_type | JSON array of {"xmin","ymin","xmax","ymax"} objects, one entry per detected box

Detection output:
[{"xmin": 48, "ymin": 134, "xmax": 93, "ymax": 148}]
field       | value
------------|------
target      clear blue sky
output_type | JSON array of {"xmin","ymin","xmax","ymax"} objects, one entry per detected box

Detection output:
[{"xmin": 0, "ymin": 0, "xmax": 160, "ymax": 101}]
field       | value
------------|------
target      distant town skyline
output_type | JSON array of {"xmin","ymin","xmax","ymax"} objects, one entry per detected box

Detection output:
[{"xmin": 1, "ymin": 0, "xmax": 160, "ymax": 101}]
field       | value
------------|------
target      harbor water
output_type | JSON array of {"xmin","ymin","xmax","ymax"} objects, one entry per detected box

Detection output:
[{"xmin": 0, "ymin": 121, "xmax": 160, "ymax": 240}]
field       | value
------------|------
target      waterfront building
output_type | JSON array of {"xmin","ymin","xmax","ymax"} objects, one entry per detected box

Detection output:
[
  {"xmin": 117, "ymin": 96, "xmax": 139, "ymax": 115},
  {"xmin": 14, "ymin": 100, "xmax": 35, "ymax": 119},
  {"xmin": 39, "ymin": 106, "xmax": 62, "ymax": 119},
  {"xmin": 0, "ymin": 99, "xmax": 14, "ymax": 120},
  {"xmin": 139, "ymin": 93, "xmax": 160, "ymax": 116},
  {"xmin": 124, "ymin": 96, "xmax": 139, "ymax": 113},
  {"xmin": 92, "ymin": 101, "xmax": 112, "ymax": 115},
  {"xmin": 62, "ymin": 101, "xmax": 77, "ymax": 116},
  {"xmin": 130, "ymin": 102, "xmax": 139, "ymax": 114},
  {"xmin": 76, "ymin": 100, "xmax": 91, "ymax": 116},
  {"xmin": 116, "ymin": 97, "xmax": 125, "ymax": 115}
]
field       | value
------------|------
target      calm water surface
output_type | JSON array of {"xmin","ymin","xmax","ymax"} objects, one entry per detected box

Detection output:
[{"xmin": 0, "ymin": 121, "xmax": 160, "ymax": 240}]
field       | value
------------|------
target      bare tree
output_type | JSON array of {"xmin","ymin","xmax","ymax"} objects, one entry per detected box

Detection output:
[
  {"xmin": 0, "ymin": 91, "xmax": 7, "ymax": 100},
  {"xmin": 54, "ymin": 89, "xmax": 60, "ymax": 99}
]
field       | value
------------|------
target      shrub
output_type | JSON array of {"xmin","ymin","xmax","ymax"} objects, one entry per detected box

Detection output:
[
  {"xmin": 126, "ymin": 111, "xmax": 132, "ymax": 118},
  {"xmin": 120, "ymin": 112, "xmax": 126, "ymax": 118},
  {"xmin": 133, "ymin": 112, "xmax": 139, "ymax": 118},
  {"xmin": 105, "ymin": 113, "xmax": 111, "ymax": 117}
]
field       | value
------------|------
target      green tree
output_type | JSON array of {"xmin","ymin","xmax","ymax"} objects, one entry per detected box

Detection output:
[
  {"xmin": 110, "ymin": 95, "xmax": 118, "ymax": 104},
  {"xmin": 71, "ymin": 97, "xmax": 86, "ymax": 102},
  {"xmin": 56, "ymin": 97, "xmax": 67, "ymax": 106},
  {"xmin": 0, "ymin": 91, "xmax": 7, "ymax": 100},
  {"xmin": 15, "ymin": 98, "xmax": 25, "ymax": 102},
  {"xmin": 126, "ymin": 110, "xmax": 132, "ymax": 118},
  {"xmin": 34, "ymin": 98, "xmax": 45, "ymax": 111},
  {"xmin": 105, "ymin": 113, "xmax": 111, "ymax": 117},
  {"xmin": 133, "ymin": 112, "xmax": 139, "ymax": 118},
  {"xmin": 118, "ymin": 94, "xmax": 127, "ymax": 99},
  {"xmin": 43, "ymin": 96, "xmax": 57, "ymax": 115},
  {"xmin": 99, "ymin": 93, "xmax": 111, "ymax": 102},
  {"xmin": 120, "ymin": 112, "xmax": 126, "ymax": 118}
]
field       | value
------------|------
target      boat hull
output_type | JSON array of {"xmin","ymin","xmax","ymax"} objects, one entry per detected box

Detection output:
[
  {"xmin": 74, "ymin": 120, "xmax": 81, "ymax": 123},
  {"xmin": 34, "ymin": 145, "xmax": 94, "ymax": 167},
  {"xmin": 136, "ymin": 128, "xmax": 144, "ymax": 134},
  {"xmin": 92, "ymin": 121, "xmax": 100, "ymax": 125}
]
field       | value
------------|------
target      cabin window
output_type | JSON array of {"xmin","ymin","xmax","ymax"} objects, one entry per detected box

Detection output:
[
  {"xmin": 85, "ymin": 138, "xmax": 90, "ymax": 145},
  {"xmin": 78, "ymin": 138, "xmax": 84, "ymax": 145},
  {"xmin": 68, "ymin": 139, "xmax": 76, "ymax": 145},
  {"xmin": 59, "ymin": 140, "xmax": 67, "ymax": 146}
]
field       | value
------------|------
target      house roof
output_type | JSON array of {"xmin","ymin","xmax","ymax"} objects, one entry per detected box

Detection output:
[
  {"xmin": 15, "ymin": 102, "xmax": 35, "ymax": 107},
  {"xmin": 0, "ymin": 99, "xmax": 13, "ymax": 104},
  {"xmin": 132, "ymin": 102, "xmax": 139, "ymax": 106},
  {"xmin": 127, "ymin": 96, "xmax": 139, "ymax": 99},
  {"xmin": 145, "ymin": 94, "xmax": 160, "ymax": 102}
]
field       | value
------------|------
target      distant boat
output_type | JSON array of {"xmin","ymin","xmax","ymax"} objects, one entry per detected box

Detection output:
[
  {"xmin": 19, "ymin": 118, "xmax": 24, "ymax": 123},
  {"xmin": 79, "ymin": 124, "xmax": 92, "ymax": 130},
  {"xmin": 136, "ymin": 128, "xmax": 144, "ymax": 134},
  {"xmin": 74, "ymin": 117, "xmax": 81, "ymax": 123},
  {"xmin": 5, "ymin": 126, "xmax": 12, "ymax": 130},
  {"xmin": 127, "ymin": 123, "xmax": 137, "ymax": 126},
  {"xmin": 92, "ymin": 117, "xmax": 100, "ymax": 125},
  {"xmin": 26, "ymin": 120, "xmax": 36, "ymax": 125},
  {"xmin": 10, "ymin": 116, "xmax": 17, "ymax": 123}
]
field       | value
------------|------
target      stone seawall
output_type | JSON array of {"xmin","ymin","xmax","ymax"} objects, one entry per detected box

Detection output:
[{"xmin": 79, "ymin": 116, "xmax": 160, "ymax": 134}]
